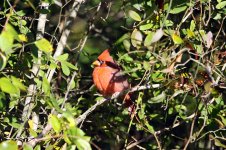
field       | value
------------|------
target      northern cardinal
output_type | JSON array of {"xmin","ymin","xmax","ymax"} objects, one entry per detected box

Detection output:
[{"xmin": 92, "ymin": 49, "xmax": 134, "ymax": 110}]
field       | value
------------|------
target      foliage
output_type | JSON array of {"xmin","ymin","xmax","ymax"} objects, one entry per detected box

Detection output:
[{"xmin": 0, "ymin": 0, "xmax": 225, "ymax": 149}]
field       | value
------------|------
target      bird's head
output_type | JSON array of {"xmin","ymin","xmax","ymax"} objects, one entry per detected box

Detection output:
[{"xmin": 92, "ymin": 49, "xmax": 115, "ymax": 67}]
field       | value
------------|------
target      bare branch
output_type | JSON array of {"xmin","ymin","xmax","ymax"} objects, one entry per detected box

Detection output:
[
  {"xmin": 17, "ymin": 1, "xmax": 49, "ymax": 138},
  {"xmin": 47, "ymin": 0, "xmax": 85, "ymax": 82}
]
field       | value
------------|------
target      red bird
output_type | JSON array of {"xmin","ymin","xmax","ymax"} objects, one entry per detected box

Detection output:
[{"xmin": 92, "ymin": 49, "xmax": 134, "ymax": 109}]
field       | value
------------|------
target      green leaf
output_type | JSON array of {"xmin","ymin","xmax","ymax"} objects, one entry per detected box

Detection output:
[
  {"xmin": 0, "ymin": 140, "xmax": 18, "ymax": 150},
  {"xmin": 144, "ymin": 32, "xmax": 154, "ymax": 46},
  {"xmin": 0, "ymin": 51, "xmax": 7, "ymax": 71},
  {"xmin": 131, "ymin": 29, "xmax": 142, "ymax": 48},
  {"xmin": 128, "ymin": 10, "xmax": 141, "ymax": 21},
  {"xmin": 42, "ymin": 76, "xmax": 50, "ymax": 95},
  {"xmin": 0, "ymin": 77, "xmax": 18, "ymax": 95},
  {"xmin": 186, "ymin": 29, "xmax": 195, "ymax": 38},
  {"xmin": 172, "ymin": 33, "xmax": 184, "ymax": 44},
  {"xmin": 143, "ymin": 61, "xmax": 151, "ymax": 71},
  {"xmin": 119, "ymin": 54, "xmax": 133, "ymax": 62},
  {"xmin": 11, "ymin": 76, "xmax": 27, "ymax": 91},
  {"xmin": 65, "ymin": 127, "xmax": 91, "ymax": 150},
  {"xmin": 213, "ymin": 13, "xmax": 222, "ymax": 20},
  {"xmin": 114, "ymin": 33, "xmax": 130, "ymax": 45},
  {"xmin": 34, "ymin": 38, "xmax": 53, "ymax": 53},
  {"xmin": 0, "ymin": 24, "xmax": 17, "ymax": 53},
  {"xmin": 23, "ymin": 143, "xmax": 33, "ymax": 150},
  {"xmin": 123, "ymin": 40, "xmax": 131, "ymax": 51},
  {"xmin": 150, "ymin": 29, "xmax": 164, "ymax": 43},
  {"xmin": 61, "ymin": 62, "xmax": 70, "ymax": 76},
  {"xmin": 216, "ymin": 1, "xmax": 226, "ymax": 9},
  {"xmin": 170, "ymin": 6, "xmax": 187, "ymax": 14},
  {"xmin": 190, "ymin": 20, "xmax": 196, "ymax": 31},
  {"xmin": 63, "ymin": 112, "xmax": 76, "ymax": 127},
  {"xmin": 75, "ymin": 138, "xmax": 92, "ymax": 150},
  {"xmin": 64, "ymin": 61, "xmax": 77, "ymax": 70},
  {"xmin": 49, "ymin": 114, "xmax": 61, "ymax": 134},
  {"xmin": 139, "ymin": 23, "xmax": 153, "ymax": 31},
  {"xmin": 18, "ymin": 34, "xmax": 28, "ymax": 42},
  {"xmin": 48, "ymin": 96, "xmax": 63, "ymax": 113},
  {"xmin": 144, "ymin": 121, "xmax": 155, "ymax": 134},
  {"xmin": 214, "ymin": 138, "xmax": 226, "ymax": 148},
  {"xmin": 56, "ymin": 53, "xmax": 69, "ymax": 61},
  {"xmin": 149, "ymin": 92, "xmax": 166, "ymax": 103}
]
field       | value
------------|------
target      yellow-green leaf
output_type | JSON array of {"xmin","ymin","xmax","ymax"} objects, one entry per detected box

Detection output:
[
  {"xmin": 75, "ymin": 138, "xmax": 92, "ymax": 150},
  {"xmin": 34, "ymin": 38, "xmax": 53, "ymax": 53},
  {"xmin": 128, "ymin": 10, "xmax": 141, "ymax": 21},
  {"xmin": 42, "ymin": 76, "xmax": 50, "ymax": 95},
  {"xmin": 0, "ymin": 24, "xmax": 17, "ymax": 53},
  {"xmin": 187, "ymin": 29, "xmax": 195, "ymax": 38},
  {"xmin": 131, "ymin": 29, "xmax": 142, "ymax": 48},
  {"xmin": 0, "ymin": 140, "xmax": 18, "ymax": 150},
  {"xmin": 11, "ymin": 76, "xmax": 27, "ymax": 91},
  {"xmin": 18, "ymin": 34, "xmax": 28, "ymax": 42},
  {"xmin": 0, "ymin": 77, "xmax": 18, "ymax": 95},
  {"xmin": 172, "ymin": 33, "xmax": 184, "ymax": 44},
  {"xmin": 49, "ymin": 114, "xmax": 61, "ymax": 134},
  {"xmin": 63, "ymin": 112, "xmax": 75, "ymax": 127},
  {"xmin": 0, "ymin": 51, "xmax": 7, "ymax": 71},
  {"xmin": 216, "ymin": 1, "xmax": 226, "ymax": 9}
]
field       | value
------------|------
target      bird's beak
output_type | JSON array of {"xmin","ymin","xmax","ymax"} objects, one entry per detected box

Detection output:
[{"xmin": 92, "ymin": 60, "xmax": 101, "ymax": 67}]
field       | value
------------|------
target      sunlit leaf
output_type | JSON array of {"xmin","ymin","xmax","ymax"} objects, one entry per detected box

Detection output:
[
  {"xmin": 49, "ymin": 114, "xmax": 61, "ymax": 134},
  {"xmin": 34, "ymin": 38, "xmax": 53, "ymax": 53},
  {"xmin": 149, "ymin": 92, "xmax": 166, "ymax": 103},
  {"xmin": 0, "ymin": 51, "xmax": 7, "ymax": 71},
  {"xmin": 11, "ymin": 76, "xmax": 27, "ymax": 91},
  {"xmin": 172, "ymin": 33, "xmax": 184, "ymax": 44},
  {"xmin": 131, "ymin": 29, "xmax": 142, "ymax": 48},
  {"xmin": 0, "ymin": 24, "xmax": 17, "ymax": 53},
  {"xmin": 144, "ymin": 32, "xmax": 154, "ymax": 46},
  {"xmin": 23, "ymin": 143, "xmax": 33, "ymax": 150},
  {"xmin": 64, "ymin": 61, "xmax": 77, "ymax": 70},
  {"xmin": 28, "ymin": 119, "xmax": 34, "ymax": 129},
  {"xmin": 150, "ymin": 28, "xmax": 164, "ymax": 43},
  {"xmin": 18, "ymin": 34, "xmax": 28, "ymax": 42},
  {"xmin": 128, "ymin": 10, "xmax": 141, "ymax": 21},
  {"xmin": 0, "ymin": 140, "xmax": 18, "ymax": 150},
  {"xmin": 56, "ymin": 53, "xmax": 69, "ymax": 61},
  {"xmin": 139, "ymin": 23, "xmax": 153, "ymax": 30},
  {"xmin": 63, "ymin": 112, "xmax": 75, "ymax": 127},
  {"xmin": 187, "ymin": 29, "xmax": 195, "ymax": 38},
  {"xmin": 75, "ymin": 138, "xmax": 92, "ymax": 150},
  {"xmin": 123, "ymin": 39, "xmax": 131, "ymax": 51},
  {"xmin": 144, "ymin": 121, "xmax": 155, "ymax": 134},
  {"xmin": 0, "ymin": 77, "xmax": 18, "ymax": 95},
  {"xmin": 61, "ymin": 62, "xmax": 70, "ymax": 76},
  {"xmin": 216, "ymin": 1, "xmax": 226, "ymax": 9},
  {"xmin": 42, "ymin": 76, "xmax": 50, "ymax": 95},
  {"xmin": 170, "ymin": 6, "xmax": 187, "ymax": 14},
  {"xmin": 143, "ymin": 61, "xmax": 151, "ymax": 71},
  {"xmin": 190, "ymin": 20, "xmax": 195, "ymax": 31}
]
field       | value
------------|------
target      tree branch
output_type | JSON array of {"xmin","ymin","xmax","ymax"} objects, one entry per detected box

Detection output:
[
  {"xmin": 47, "ymin": 0, "xmax": 85, "ymax": 82},
  {"xmin": 17, "ymin": 1, "xmax": 49, "ymax": 138}
]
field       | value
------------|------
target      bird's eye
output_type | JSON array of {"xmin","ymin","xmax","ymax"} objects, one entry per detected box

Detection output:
[{"xmin": 98, "ymin": 59, "xmax": 104, "ymax": 64}]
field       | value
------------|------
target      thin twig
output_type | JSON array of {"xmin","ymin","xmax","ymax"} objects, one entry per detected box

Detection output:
[
  {"xmin": 126, "ymin": 113, "xmax": 196, "ymax": 149},
  {"xmin": 47, "ymin": 0, "xmax": 84, "ymax": 82},
  {"xmin": 26, "ymin": 83, "xmax": 160, "ymax": 147}
]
